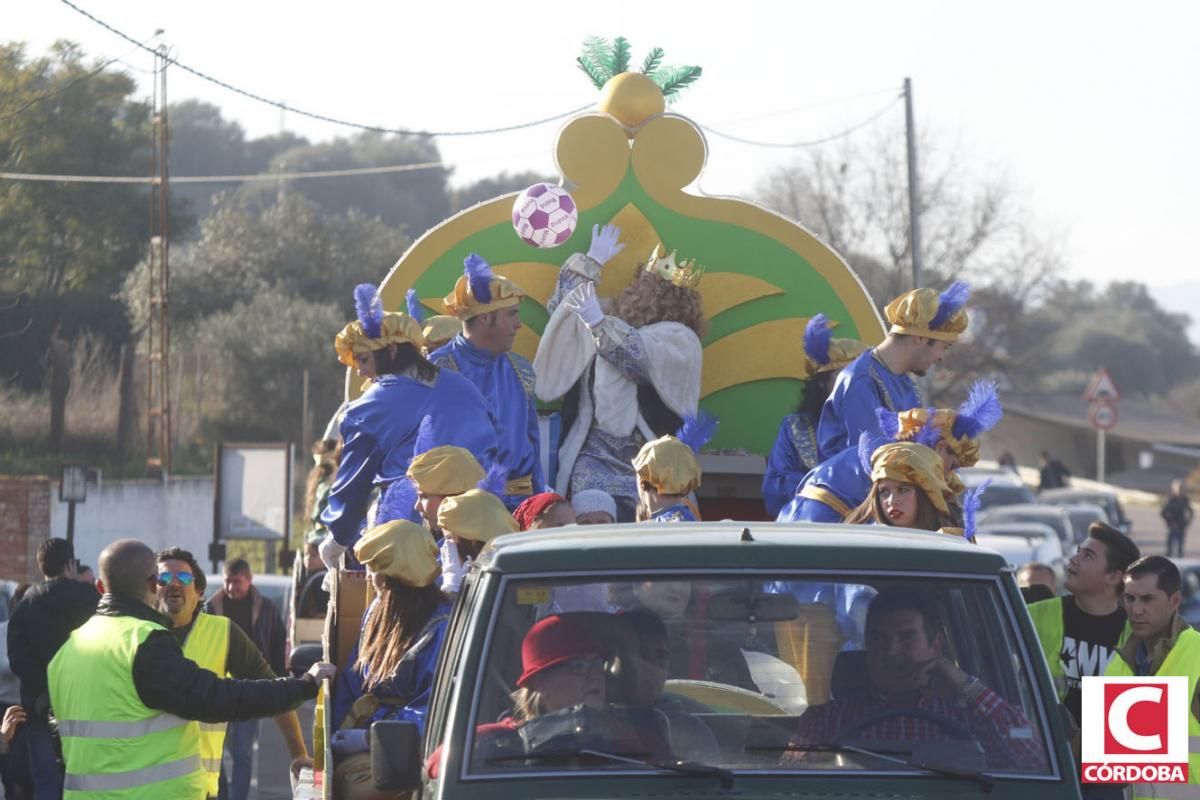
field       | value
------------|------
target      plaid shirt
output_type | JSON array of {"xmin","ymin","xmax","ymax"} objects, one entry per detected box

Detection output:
[{"xmin": 794, "ymin": 685, "xmax": 1048, "ymax": 771}]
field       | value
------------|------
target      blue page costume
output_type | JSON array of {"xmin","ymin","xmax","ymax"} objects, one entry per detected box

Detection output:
[
  {"xmin": 763, "ymin": 314, "xmax": 866, "ymax": 517},
  {"xmin": 632, "ymin": 415, "xmax": 714, "ymax": 523},
  {"xmin": 322, "ymin": 285, "xmax": 498, "ymax": 550},
  {"xmin": 816, "ymin": 283, "xmax": 971, "ymax": 460},
  {"xmin": 431, "ymin": 255, "xmax": 543, "ymax": 511}
]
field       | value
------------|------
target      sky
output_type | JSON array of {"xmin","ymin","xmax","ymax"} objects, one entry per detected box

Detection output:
[{"xmin": 12, "ymin": 0, "xmax": 1200, "ymax": 307}]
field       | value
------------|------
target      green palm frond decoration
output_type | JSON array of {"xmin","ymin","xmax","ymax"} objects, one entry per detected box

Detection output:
[
  {"xmin": 654, "ymin": 65, "xmax": 703, "ymax": 102},
  {"xmin": 577, "ymin": 37, "xmax": 701, "ymax": 101},
  {"xmin": 611, "ymin": 37, "xmax": 632, "ymax": 74},
  {"xmin": 640, "ymin": 47, "xmax": 664, "ymax": 77}
]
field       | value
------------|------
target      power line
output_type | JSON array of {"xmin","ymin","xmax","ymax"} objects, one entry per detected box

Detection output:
[
  {"xmin": 713, "ymin": 86, "xmax": 902, "ymax": 126},
  {"xmin": 58, "ymin": 0, "xmax": 592, "ymax": 137},
  {"xmin": 0, "ymin": 160, "xmax": 448, "ymax": 185},
  {"xmin": 701, "ymin": 95, "xmax": 903, "ymax": 149}
]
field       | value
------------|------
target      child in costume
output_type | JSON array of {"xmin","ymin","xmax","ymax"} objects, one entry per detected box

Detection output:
[
  {"xmin": 844, "ymin": 438, "xmax": 959, "ymax": 531},
  {"xmin": 818, "ymin": 282, "xmax": 970, "ymax": 460},
  {"xmin": 762, "ymin": 314, "xmax": 866, "ymax": 517},
  {"xmin": 631, "ymin": 414, "xmax": 716, "ymax": 523},
  {"xmin": 429, "ymin": 254, "xmax": 545, "ymax": 511},
  {"xmin": 436, "ymin": 487, "xmax": 519, "ymax": 593},
  {"xmin": 534, "ymin": 224, "xmax": 705, "ymax": 522},
  {"xmin": 778, "ymin": 380, "xmax": 1002, "ymax": 523},
  {"xmin": 319, "ymin": 284, "xmax": 498, "ymax": 569}
]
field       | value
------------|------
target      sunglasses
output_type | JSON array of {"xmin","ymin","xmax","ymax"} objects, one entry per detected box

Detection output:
[{"xmin": 157, "ymin": 571, "xmax": 194, "ymax": 587}]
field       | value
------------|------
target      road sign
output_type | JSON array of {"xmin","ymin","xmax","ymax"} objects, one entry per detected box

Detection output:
[
  {"xmin": 1089, "ymin": 401, "xmax": 1118, "ymax": 431},
  {"xmin": 1084, "ymin": 368, "xmax": 1121, "ymax": 403}
]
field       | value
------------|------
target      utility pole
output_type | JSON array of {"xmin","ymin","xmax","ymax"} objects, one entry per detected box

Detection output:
[
  {"xmin": 904, "ymin": 77, "xmax": 923, "ymax": 290},
  {"xmin": 146, "ymin": 44, "xmax": 172, "ymax": 475}
]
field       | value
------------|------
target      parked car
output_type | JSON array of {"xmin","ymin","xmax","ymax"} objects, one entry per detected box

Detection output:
[
  {"xmin": 0, "ymin": 579, "xmax": 21, "ymax": 705},
  {"xmin": 296, "ymin": 523, "xmax": 1084, "ymax": 799},
  {"xmin": 975, "ymin": 521, "xmax": 1067, "ymax": 588},
  {"xmin": 1061, "ymin": 503, "xmax": 1109, "ymax": 546},
  {"xmin": 958, "ymin": 467, "xmax": 1037, "ymax": 509},
  {"xmin": 1038, "ymin": 488, "xmax": 1132, "ymax": 534},
  {"xmin": 1173, "ymin": 558, "xmax": 1200, "ymax": 628},
  {"xmin": 981, "ymin": 504, "xmax": 1079, "ymax": 551}
]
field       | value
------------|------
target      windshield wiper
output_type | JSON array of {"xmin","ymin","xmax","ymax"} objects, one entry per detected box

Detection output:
[
  {"xmin": 487, "ymin": 748, "xmax": 735, "ymax": 789},
  {"xmin": 753, "ymin": 743, "xmax": 995, "ymax": 790}
]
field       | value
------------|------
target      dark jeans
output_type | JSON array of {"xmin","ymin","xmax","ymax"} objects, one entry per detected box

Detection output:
[
  {"xmin": 1168, "ymin": 526, "xmax": 1186, "ymax": 558},
  {"xmin": 23, "ymin": 715, "xmax": 62, "ymax": 800},
  {"xmin": 218, "ymin": 718, "xmax": 260, "ymax": 800}
]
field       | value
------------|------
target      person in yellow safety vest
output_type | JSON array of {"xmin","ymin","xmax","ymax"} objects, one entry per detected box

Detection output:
[
  {"xmin": 154, "ymin": 547, "xmax": 312, "ymax": 798},
  {"xmin": 47, "ymin": 539, "xmax": 336, "ymax": 800},
  {"xmin": 1105, "ymin": 556, "xmax": 1200, "ymax": 798},
  {"xmin": 1028, "ymin": 522, "xmax": 1141, "ymax": 728}
]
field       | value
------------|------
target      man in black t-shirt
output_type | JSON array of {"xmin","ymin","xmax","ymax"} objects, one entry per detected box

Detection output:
[{"xmin": 1028, "ymin": 522, "xmax": 1141, "ymax": 725}]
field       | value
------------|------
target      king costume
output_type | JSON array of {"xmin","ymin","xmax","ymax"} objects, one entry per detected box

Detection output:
[
  {"xmin": 429, "ymin": 254, "xmax": 544, "ymax": 511},
  {"xmin": 816, "ymin": 282, "xmax": 970, "ymax": 460},
  {"xmin": 533, "ymin": 225, "xmax": 703, "ymax": 520},
  {"xmin": 321, "ymin": 285, "xmax": 498, "ymax": 549}
]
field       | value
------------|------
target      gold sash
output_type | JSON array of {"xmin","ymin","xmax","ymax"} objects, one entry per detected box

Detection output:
[{"xmin": 797, "ymin": 485, "xmax": 852, "ymax": 520}]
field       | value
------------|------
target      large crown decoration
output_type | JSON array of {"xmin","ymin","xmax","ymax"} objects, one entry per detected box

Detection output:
[{"xmin": 644, "ymin": 243, "xmax": 704, "ymax": 290}]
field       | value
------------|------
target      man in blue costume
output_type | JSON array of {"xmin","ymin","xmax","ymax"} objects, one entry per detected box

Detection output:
[
  {"xmin": 779, "ymin": 380, "xmax": 1002, "ymax": 523},
  {"xmin": 817, "ymin": 282, "xmax": 970, "ymax": 460},
  {"xmin": 318, "ymin": 284, "xmax": 498, "ymax": 571},
  {"xmin": 429, "ymin": 254, "xmax": 544, "ymax": 511},
  {"xmin": 631, "ymin": 414, "xmax": 716, "ymax": 523},
  {"xmin": 762, "ymin": 314, "xmax": 866, "ymax": 517}
]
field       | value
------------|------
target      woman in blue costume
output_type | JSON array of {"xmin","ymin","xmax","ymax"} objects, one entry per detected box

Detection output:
[
  {"xmin": 631, "ymin": 414, "xmax": 716, "ymax": 523},
  {"xmin": 817, "ymin": 281, "xmax": 970, "ymax": 460},
  {"xmin": 318, "ymin": 283, "xmax": 498, "ymax": 570},
  {"xmin": 330, "ymin": 484, "xmax": 452, "ymax": 798},
  {"xmin": 429, "ymin": 254, "xmax": 545, "ymax": 511},
  {"xmin": 762, "ymin": 314, "xmax": 866, "ymax": 517},
  {"xmin": 778, "ymin": 380, "xmax": 1003, "ymax": 523}
]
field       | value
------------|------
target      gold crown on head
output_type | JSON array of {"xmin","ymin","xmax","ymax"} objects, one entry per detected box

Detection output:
[{"xmin": 644, "ymin": 244, "xmax": 704, "ymax": 290}]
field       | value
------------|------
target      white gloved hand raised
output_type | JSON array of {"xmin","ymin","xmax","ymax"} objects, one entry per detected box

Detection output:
[
  {"xmin": 562, "ymin": 282, "xmax": 604, "ymax": 328},
  {"xmin": 318, "ymin": 533, "xmax": 347, "ymax": 588},
  {"xmin": 439, "ymin": 537, "xmax": 465, "ymax": 593},
  {"xmin": 585, "ymin": 223, "xmax": 625, "ymax": 267}
]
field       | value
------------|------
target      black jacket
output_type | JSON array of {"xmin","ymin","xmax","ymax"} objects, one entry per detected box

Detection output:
[
  {"xmin": 89, "ymin": 594, "xmax": 317, "ymax": 723},
  {"xmin": 7, "ymin": 577, "xmax": 99, "ymax": 706},
  {"xmin": 206, "ymin": 586, "xmax": 286, "ymax": 676}
]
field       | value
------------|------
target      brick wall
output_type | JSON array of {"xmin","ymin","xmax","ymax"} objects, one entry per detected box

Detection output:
[{"xmin": 0, "ymin": 476, "xmax": 52, "ymax": 583}]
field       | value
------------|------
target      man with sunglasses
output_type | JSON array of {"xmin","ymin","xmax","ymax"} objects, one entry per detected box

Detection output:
[
  {"xmin": 48, "ymin": 539, "xmax": 335, "ymax": 800},
  {"xmin": 155, "ymin": 548, "xmax": 310, "ymax": 799}
]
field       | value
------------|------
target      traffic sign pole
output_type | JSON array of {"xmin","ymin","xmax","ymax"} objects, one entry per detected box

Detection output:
[{"xmin": 1097, "ymin": 428, "xmax": 1106, "ymax": 484}]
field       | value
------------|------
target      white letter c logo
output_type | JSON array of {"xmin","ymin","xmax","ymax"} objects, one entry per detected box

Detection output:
[{"xmin": 1109, "ymin": 686, "xmax": 1163, "ymax": 751}]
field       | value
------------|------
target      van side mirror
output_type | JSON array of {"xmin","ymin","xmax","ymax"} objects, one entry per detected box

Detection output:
[
  {"xmin": 288, "ymin": 643, "xmax": 321, "ymax": 678},
  {"xmin": 371, "ymin": 720, "xmax": 422, "ymax": 792}
]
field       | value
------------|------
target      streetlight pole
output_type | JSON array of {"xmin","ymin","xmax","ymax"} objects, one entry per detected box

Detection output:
[{"xmin": 904, "ymin": 77, "xmax": 923, "ymax": 290}]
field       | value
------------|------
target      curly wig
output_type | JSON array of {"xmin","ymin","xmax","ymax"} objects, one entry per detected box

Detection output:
[{"xmin": 609, "ymin": 271, "xmax": 707, "ymax": 337}]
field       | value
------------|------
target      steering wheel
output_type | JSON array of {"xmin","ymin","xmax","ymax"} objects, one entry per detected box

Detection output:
[{"xmin": 834, "ymin": 707, "xmax": 979, "ymax": 745}]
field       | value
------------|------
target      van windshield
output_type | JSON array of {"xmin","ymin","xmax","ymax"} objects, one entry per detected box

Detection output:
[{"xmin": 465, "ymin": 574, "xmax": 1053, "ymax": 777}]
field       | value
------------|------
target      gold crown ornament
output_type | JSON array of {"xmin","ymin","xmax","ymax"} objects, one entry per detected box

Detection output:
[{"xmin": 644, "ymin": 244, "xmax": 704, "ymax": 290}]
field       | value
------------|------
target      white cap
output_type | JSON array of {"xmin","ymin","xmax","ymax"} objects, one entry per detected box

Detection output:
[{"xmin": 571, "ymin": 489, "xmax": 617, "ymax": 521}]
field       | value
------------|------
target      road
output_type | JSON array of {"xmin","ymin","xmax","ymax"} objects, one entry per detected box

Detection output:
[{"xmin": 250, "ymin": 700, "xmax": 315, "ymax": 800}]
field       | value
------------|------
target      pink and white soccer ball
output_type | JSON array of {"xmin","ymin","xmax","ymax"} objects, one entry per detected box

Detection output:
[{"xmin": 512, "ymin": 183, "xmax": 578, "ymax": 248}]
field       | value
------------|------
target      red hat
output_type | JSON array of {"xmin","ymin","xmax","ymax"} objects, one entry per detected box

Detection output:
[
  {"xmin": 516, "ymin": 615, "xmax": 599, "ymax": 687},
  {"xmin": 512, "ymin": 492, "xmax": 568, "ymax": 531}
]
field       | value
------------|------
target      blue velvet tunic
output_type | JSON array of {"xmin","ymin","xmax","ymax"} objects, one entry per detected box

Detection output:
[
  {"xmin": 816, "ymin": 348, "xmax": 920, "ymax": 460},
  {"xmin": 775, "ymin": 445, "xmax": 870, "ymax": 523},
  {"xmin": 762, "ymin": 412, "xmax": 820, "ymax": 518}
]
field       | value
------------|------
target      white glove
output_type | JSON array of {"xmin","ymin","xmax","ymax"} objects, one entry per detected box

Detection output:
[
  {"xmin": 563, "ymin": 282, "xmax": 604, "ymax": 328},
  {"xmin": 585, "ymin": 223, "xmax": 625, "ymax": 266},
  {"xmin": 440, "ymin": 538, "xmax": 465, "ymax": 593},
  {"xmin": 318, "ymin": 533, "xmax": 347, "ymax": 574}
]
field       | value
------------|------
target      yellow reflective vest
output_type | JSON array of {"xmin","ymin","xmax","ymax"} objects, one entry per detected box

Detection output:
[
  {"xmin": 1106, "ymin": 627, "xmax": 1200, "ymax": 798},
  {"xmin": 1028, "ymin": 596, "xmax": 1132, "ymax": 702},
  {"xmin": 181, "ymin": 612, "xmax": 231, "ymax": 797},
  {"xmin": 48, "ymin": 613, "xmax": 207, "ymax": 799}
]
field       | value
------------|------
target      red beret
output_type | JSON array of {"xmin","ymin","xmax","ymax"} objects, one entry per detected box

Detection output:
[{"xmin": 512, "ymin": 492, "xmax": 568, "ymax": 531}]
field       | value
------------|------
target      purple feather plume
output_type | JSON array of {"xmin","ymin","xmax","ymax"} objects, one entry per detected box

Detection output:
[
  {"xmin": 413, "ymin": 415, "xmax": 438, "ymax": 456},
  {"xmin": 354, "ymin": 283, "xmax": 383, "ymax": 340},
  {"xmin": 676, "ymin": 411, "xmax": 718, "ymax": 454},
  {"xmin": 804, "ymin": 313, "xmax": 832, "ymax": 367},
  {"xmin": 962, "ymin": 479, "xmax": 991, "ymax": 540},
  {"xmin": 952, "ymin": 380, "xmax": 1003, "ymax": 440},
  {"xmin": 463, "ymin": 253, "xmax": 493, "ymax": 304},
  {"xmin": 913, "ymin": 409, "xmax": 943, "ymax": 449},
  {"xmin": 875, "ymin": 407, "xmax": 900, "ymax": 440},
  {"xmin": 929, "ymin": 280, "xmax": 970, "ymax": 330},
  {"xmin": 478, "ymin": 462, "xmax": 508, "ymax": 496},
  {"xmin": 857, "ymin": 430, "xmax": 891, "ymax": 474},
  {"xmin": 406, "ymin": 288, "xmax": 424, "ymax": 324},
  {"xmin": 376, "ymin": 479, "xmax": 417, "ymax": 525}
]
